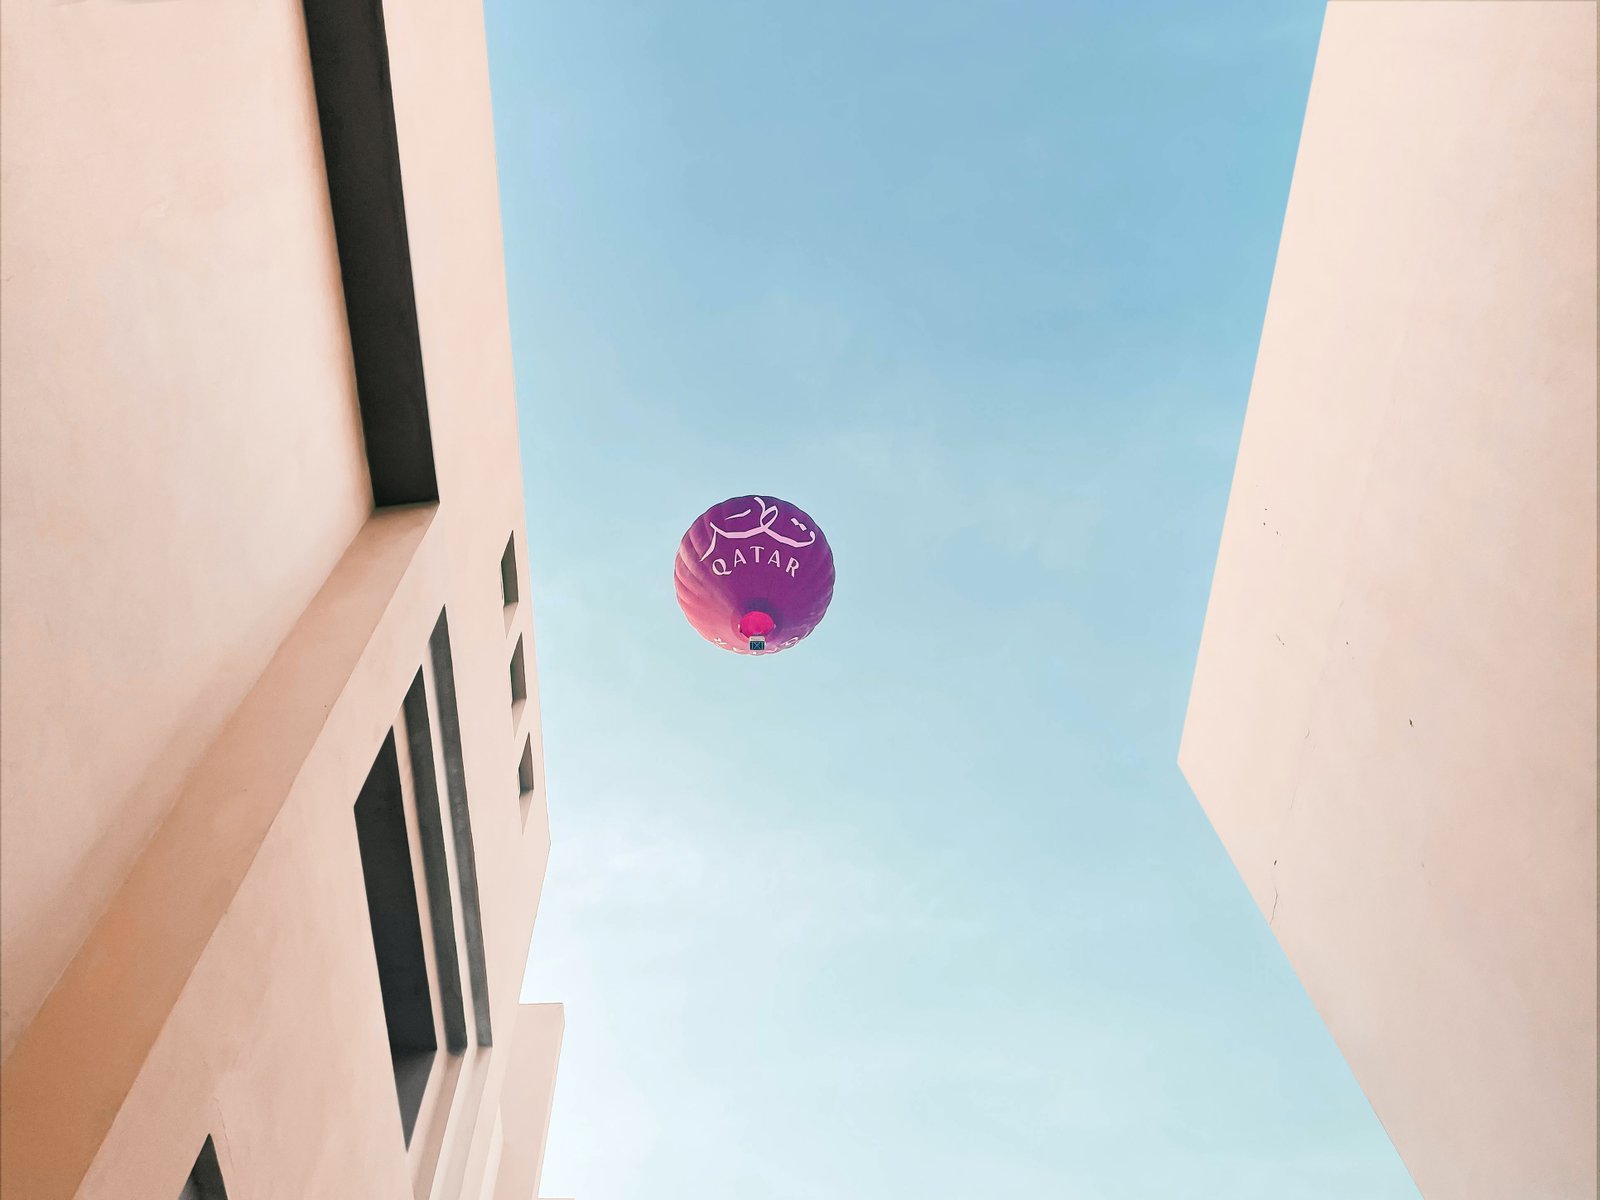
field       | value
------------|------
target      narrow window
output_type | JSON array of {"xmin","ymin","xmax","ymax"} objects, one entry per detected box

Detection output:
[
  {"xmin": 400, "ymin": 670, "xmax": 468, "ymax": 1053},
  {"xmin": 518, "ymin": 736, "xmax": 536, "ymax": 826},
  {"xmin": 509, "ymin": 635, "xmax": 528, "ymax": 708},
  {"xmin": 179, "ymin": 1136, "xmax": 227, "ymax": 1200},
  {"xmin": 500, "ymin": 535, "xmax": 519, "ymax": 608},
  {"xmin": 354, "ymin": 733, "xmax": 437, "ymax": 1145},
  {"xmin": 429, "ymin": 612, "xmax": 493, "ymax": 1046}
]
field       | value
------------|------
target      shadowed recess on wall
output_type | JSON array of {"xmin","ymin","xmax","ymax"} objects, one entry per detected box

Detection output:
[
  {"xmin": 354, "ymin": 733, "xmax": 437, "ymax": 1144},
  {"xmin": 300, "ymin": 0, "xmax": 438, "ymax": 506},
  {"xmin": 400, "ymin": 670, "xmax": 469, "ymax": 1054},
  {"xmin": 429, "ymin": 612, "xmax": 494, "ymax": 1045},
  {"xmin": 178, "ymin": 1136, "xmax": 228, "ymax": 1200}
]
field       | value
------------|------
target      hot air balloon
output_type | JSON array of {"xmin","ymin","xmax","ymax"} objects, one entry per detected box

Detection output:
[{"xmin": 675, "ymin": 495, "xmax": 835, "ymax": 655}]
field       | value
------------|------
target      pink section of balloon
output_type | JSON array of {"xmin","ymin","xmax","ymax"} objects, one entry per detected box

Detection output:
[{"xmin": 674, "ymin": 495, "xmax": 836, "ymax": 655}]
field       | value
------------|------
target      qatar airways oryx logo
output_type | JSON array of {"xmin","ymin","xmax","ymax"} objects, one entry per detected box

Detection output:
[{"xmin": 698, "ymin": 496, "xmax": 817, "ymax": 577}]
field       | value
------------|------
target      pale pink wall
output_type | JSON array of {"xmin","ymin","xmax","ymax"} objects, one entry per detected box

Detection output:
[
  {"xmin": 493, "ymin": 1004, "xmax": 566, "ymax": 1200},
  {"xmin": 480, "ymin": 1110, "xmax": 507, "ymax": 1200},
  {"xmin": 0, "ymin": 0, "xmax": 371, "ymax": 1060},
  {"xmin": 0, "ymin": 0, "xmax": 559, "ymax": 1195},
  {"xmin": 2, "ymin": 507, "xmax": 441, "ymax": 1199},
  {"xmin": 384, "ymin": 0, "xmax": 557, "ymax": 1188},
  {"xmin": 1180, "ymin": 3, "xmax": 1596, "ymax": 1197}
]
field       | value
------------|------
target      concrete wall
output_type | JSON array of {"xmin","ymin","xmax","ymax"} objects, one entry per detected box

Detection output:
[
  {"xmin": 493, "ymin": 1004, "xmax": 566, "ymax": 1200},
  {"xmin": 0, "ymin": 0, "xmax": 560, "ymax": 1195},
  {"xmin": 0, "ymin": 0, "xmax": 372, "ymax": 1062},
  {"xmin": 1179, "ymin": 3, "xmax": 1596, "ymax": 1197}
]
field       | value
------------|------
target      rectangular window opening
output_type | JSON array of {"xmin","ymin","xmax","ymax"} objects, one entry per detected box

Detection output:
[
  {"xmin": 518, "ymin": 736, "xmax": 536, "ymax": 826},
  {"xmin": 354, "ymin": 732, "xmax": 438, "ymax": 1145},
  {"xmin": 429, "ymin": 612, "xmax": 493, "ymax": 1046},
  {"xmin": 509, "ymin": 635, "xmax": 528, "ymax": 708},
  {"xmin": 400, "ymin": 669, "xmax": 468, "ymax": 1055},
  {"xmin": 500, "ymin": 535, "xmax": 519, "ymax": 608},
  {"xmin": 179, "ymin": 1136, "xmax": 228, "ymax": 1200}
]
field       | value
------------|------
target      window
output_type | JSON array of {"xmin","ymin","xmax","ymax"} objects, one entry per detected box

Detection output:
[
  {"xmin": 353, "ymin": 733, "xmax": 436, "ymax": 1145},
  {"xmin": 178, "ymin": 1136, "xmax": 227, "ymax": 1200},
  {"xmin": 400, "ymin": 670, "xmax": 468, "ymax": 1054},
  {"xmin": 500, "ymin": 535, "xmax": 519, "ymax": 608},
  {"xmin": 428, "ymin": 612, "xmax": 493, "ymax": 1046},
  {"xmin": 517, "ymin": 736, "xmax": 536, "ymax": 826},
  {"xmin": 509, "ymin": 635, "xmax": 528, "ymax": 709}
]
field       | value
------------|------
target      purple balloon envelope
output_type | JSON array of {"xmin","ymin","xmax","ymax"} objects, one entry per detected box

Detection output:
[{"xmin": 675, "ymin": 495, "xmax": 836, "ymax": 655}]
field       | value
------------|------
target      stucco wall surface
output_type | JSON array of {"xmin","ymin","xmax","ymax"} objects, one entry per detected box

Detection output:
[
  {"xmin": 1179, "ymin": 4, "xmax": 1597, "ymax": 1197},
  {"xmin": 0, "ymin": 0, "xmax": 557, "ymax": 1194},
  {"xmin": 0, "ymin": 0, "xmax": 371, "ymax": 1061}
]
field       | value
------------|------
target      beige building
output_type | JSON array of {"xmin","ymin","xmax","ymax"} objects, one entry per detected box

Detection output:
[
  {"xmin": 0, "ymin": 0, "xmax": 566, "ymax": 1197},
  {"xmin": 1181, "ymin": 3, "xmax": 1596, "ymax": 1199}
]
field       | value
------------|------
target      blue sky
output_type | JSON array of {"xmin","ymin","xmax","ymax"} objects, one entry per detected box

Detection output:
[{"xmin": 486, "ymin": 2, "xmax": 1419, "ymax": 1196}]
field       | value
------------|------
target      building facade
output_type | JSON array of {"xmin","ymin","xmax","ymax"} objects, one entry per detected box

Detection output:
[
  {"xmin": 1181, "ymin": 3, "xmax": 1596, "ymax": 1198},
  {"xmin": 0, "ymin": 0, "xmax": 566, "ymax": 1197}
]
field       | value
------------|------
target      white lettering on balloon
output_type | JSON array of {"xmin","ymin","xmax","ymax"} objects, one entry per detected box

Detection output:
[
  {"xmin": 710, "ymin": 552, "xmax": 802, "ymax": 579},
  {"xmin": 698, "ymin": 496, "xmax": 818, "ymax": 562}
]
